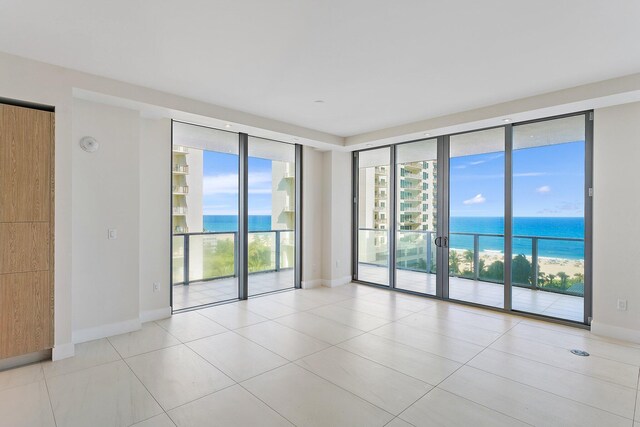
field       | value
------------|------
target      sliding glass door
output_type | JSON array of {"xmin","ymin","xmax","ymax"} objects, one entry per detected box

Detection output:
[
  {"xmin": 353, "ymin": 112, "xmax": 592, "ymax": 325},
  {"xmin": 247, "ymin": 137, "xmax": 297, "ymax": 296},
  {"xmin": 171, "ymin": 122, "xmax": 301, "ymax": 312},
  {"xmin": 355, "ymin": 148, "xmax": 391, "ymax": 286},
  {"xmin": 395, "ymin": 139, "xmax": 439, "ymax": 295},
  {"xmin": 448, "ymin": 128, "xmax": 505, "ymax": 308},
  {"xmin": 511, "ymin": 115, "xmax": 587, "ymax": 322},
  {"xmin": 171, "ymin": 123, "xmax": 240, "ymax": 310}
]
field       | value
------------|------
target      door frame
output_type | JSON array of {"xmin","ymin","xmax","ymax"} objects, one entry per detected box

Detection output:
[{"xmin": 352, "ymin": 111, "xmax": 593, "ymax": 328}]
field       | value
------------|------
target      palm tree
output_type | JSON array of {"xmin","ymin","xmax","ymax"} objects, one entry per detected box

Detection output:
[
  {"xmin": 557, "ymin": 272, "xmax": 569, "ymax": 290},
  {"xmin": 463, "ymin": 249, "xmax": 474, "ymax": 271},
  {"xmin": 449, "ymin": 250, "xmax": 461, "ymax": 275}
]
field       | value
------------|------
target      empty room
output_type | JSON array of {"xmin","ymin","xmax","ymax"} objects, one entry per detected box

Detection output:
[{"xmin": 1, "ymin": 1, "xmax": 640, "ymax": 426}]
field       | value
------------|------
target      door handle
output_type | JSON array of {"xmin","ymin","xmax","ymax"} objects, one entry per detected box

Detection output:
[
  {"xmin": 435, "ymin": 237, "xmax": 442, "ymax": 247},
  {"xmin": 442, "ymin": 236, "xmax": 448, "ymax": 248}
]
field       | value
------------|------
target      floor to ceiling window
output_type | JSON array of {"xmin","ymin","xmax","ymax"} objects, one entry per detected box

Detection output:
[
  {"xmin": 171, "ymin": 122, "xmax": 301, "ymax": 312},
  {"xmin": 355, "ymin": 147, "xmax": 391, "ymax": 286},
  {"xmin": 448, "ymin": 127, "xmax": 505, "ymax": 308},
  {"xmin": 353, "ymin": 112, "xmax": 592, "ymax": 325},
  {"xmin": 395, "ymin": 139, "xmax": 439, "ymax": 295},
  {"xmin": 511, "ymin": 115, "xmax": 587, "ymax": 322},
  {"xmin": 247, "ymin": 136, "xmax": 297, "ymax": 296}
]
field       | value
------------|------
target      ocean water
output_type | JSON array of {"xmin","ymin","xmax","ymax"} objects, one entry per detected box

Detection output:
[
  {"xmin": 449, "ymin": 217, "xmax": 584, "ymax": 260},
  {"xmin": 204, "ymin": 215, "xmax": 585, "ymax": 260},
  {"xmin": 204, "ymin": 215, "xmax": 272, "ymax": 232}
]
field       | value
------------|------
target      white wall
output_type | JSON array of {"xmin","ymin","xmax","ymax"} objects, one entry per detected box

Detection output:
[
  {"xmin": 139, "ymin": 118, "xmax": 172, "ymax": 320},
  {"xmin": 591, "ymin": 102, "xmax": 640, "ymax": 342},
  {"xmin": 71, "ymin": 99, "xmax": 141, "ymax": 341},
  {"xmin": 301, "ymin": 146, "xmax": 324, "ymax": 287},
  {"xmin": 321, "ymin": 151, "xmax": 353, "ymax": 287},
  {"xmin": 4, "ymin": 49, "xmax": 640, "ymax": 358}
]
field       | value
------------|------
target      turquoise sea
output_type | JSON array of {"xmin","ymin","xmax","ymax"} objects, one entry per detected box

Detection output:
[
  {"xmin": 449, "ymin": 217, "xmax": 584, "ymax": 260},
  {"xmin": 204, "ymin": 215, "xmax": 585, "ymax": 260},
  {"xmin": 204, "ymin": 215, "xmax": 272, "ymax": 232}
]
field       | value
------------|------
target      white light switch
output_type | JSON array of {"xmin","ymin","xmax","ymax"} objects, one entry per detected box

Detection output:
[{"xmin": 108, "ymin": 228, "xmax": 117, "ymax": 240}]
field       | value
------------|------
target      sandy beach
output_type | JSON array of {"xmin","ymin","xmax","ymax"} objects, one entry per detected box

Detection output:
[{"xmin": 450, "ymin": 248, "xmax": 584, "ymax": 278}]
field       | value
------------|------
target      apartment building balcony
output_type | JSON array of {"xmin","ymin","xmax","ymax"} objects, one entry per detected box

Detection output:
[
  {"xmin": 402, "ymin": 162, "xmax": 422, "ymax": 172},
  {"xmin": 172, "ymin": 145, "xmax": 189, "ymax": 154},
  {"xmin": 400, "ymin": 170, "xmax": 422, "ymax": 180},
  {"xmin": 172, "ymin": 206, "xmax": 188, "ymax": 215},
  {"xmin": 375, "ymin": 166, "xmax": 388, "ymax": 175},
  {"xmin": 172, "ymin": 185, "xmax": 189, "ymax": 195},
  {"xmin": 356, "ymin": 229, "xmax": 585, "ymax": 322},
  {"xmin": 399, "ymin": 207, "xmax": 422, "ymax": 213},
  {"xmin": 172, "ymin": 164, "xmax": 189, "ymax": 174},
  {"xmin": 171, "ymin": 230, "xmax": 295, "ymax": 310}
]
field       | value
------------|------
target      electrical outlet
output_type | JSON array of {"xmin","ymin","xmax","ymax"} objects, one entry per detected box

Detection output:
[
  {"xmin": 617, "ymin": 299, "xmax": 627, "ymax": 311},
  {"xmin": 153, "ymin": 282, "xmax": 160, "ymax": 292},
  {"xmin": 108, "ymin": 228, "xmax": 117, "ymax": 240}
]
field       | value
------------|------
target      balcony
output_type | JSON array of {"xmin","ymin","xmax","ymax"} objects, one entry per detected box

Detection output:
[
  {"xmin": 357, "ymin": 228, "xmax": 585, "ymax": 322},
  {"xmin": 400, "ymin": 170, "xmax": 422, "ymax": 180},
  {"xmin": 172, "ymin": 146, "xmax": 189, "ymax": 154},
  {"xmin": 172, "ymin": 206, "xmax": 187, "ymax": 215},
  {"xmin": 402, "ymin": 162, "xmax": 422, "ymax": 172},
  {"xmin": 172, "ymin": 229, "xmax": 295, "ymax": 310},
  {"xmin": 172, "ymin": 164, "xmax": 189, "ymax": 174},
  {"xmin": 172, "ymin": 185, "xmax": 189, "ymax": 195}
]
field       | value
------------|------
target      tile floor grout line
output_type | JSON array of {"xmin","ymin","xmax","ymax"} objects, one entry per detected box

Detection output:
[
  {"xmin": 235, "ymin": 377, "xmax": 300, "ymax": 427},
  {"xmin": 515, "ymin": 320, "xmax": 640, "ymax": 351},
  {"xmin": 119, "ymin": 351, "xmax": 172, "ymax": 417},
  {"xmin": 501, "ymin": 327, "xmax": 640, "ymax": 367},
  {"xmin": 482, "ymin": 344, "xmax": 640, "ymax": 390},
  {"xmin": 405, "ymin": 319, "xmax": 540, "ymax": 427},
  {"xmin": 493, "ymin": 326, "xmax": 640, "ymax": 367},
  {"xmin": 457, "ymin": 362, "xmax": 637, "ymax": 423},
  {"xmin": 335, "ymin": 334, "xmax": 462, "ymax": 381},
  {"xmin": 633, "ymin": 370, "xmax": 639, "ymax": 423},
  {"xmin": 291, "ymin": 358, "xmax": 398, "ymax": 420},
  {"xmin": 41, "ymin": 366, "xmax": 59, "ymax": 427}
]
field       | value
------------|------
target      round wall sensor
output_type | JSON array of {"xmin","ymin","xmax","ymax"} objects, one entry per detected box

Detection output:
[{"xmin": 80, "ymin": 136, "xmax": 99, "ymax": 153}]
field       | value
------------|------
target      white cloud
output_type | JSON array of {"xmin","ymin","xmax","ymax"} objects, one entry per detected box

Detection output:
[
  {"xmin": 514, "ymin": 172, "xmax": 546, "ymax": 177},
  {"xmin": 463, "ymin": 194, "xmax": 486, "ymax": 205},
  {"xmin": 202, "ymin": 172, "xmax": 272, "ymax": 195},
  {"xmin": 536, "ymin": 185, "xmax": 551, "ymax": 194}
]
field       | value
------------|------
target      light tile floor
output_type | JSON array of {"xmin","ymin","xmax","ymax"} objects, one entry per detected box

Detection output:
[
  {"xmin": 1, "ymin": 283, "xmax": 639, "ymax": 427},
  {"xmin": 359, "ymin": 263, "xmax": 584, "ymax": 322},
  {"xmin": 172, "ymin": 269, "xmax": 294, "ymax": 310}
]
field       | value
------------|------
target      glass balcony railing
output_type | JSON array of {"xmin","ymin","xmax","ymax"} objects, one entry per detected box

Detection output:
[
  {"xmin": 172, "ymin": 230, "xmax": 295, "ymax": 286},
  {"xmin": 358, "ymin": 228, "xmax": 585, "ymax": 297}
]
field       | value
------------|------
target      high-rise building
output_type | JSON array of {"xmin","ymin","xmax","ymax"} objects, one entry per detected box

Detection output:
[{"xmin": 358, "ymin": 161, "xmax": 437, "ymax": 269}]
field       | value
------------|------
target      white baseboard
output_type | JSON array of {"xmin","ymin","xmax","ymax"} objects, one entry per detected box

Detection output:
[
  {"xmin": 301, "ymin": 279, "xmax": 323, "ymax": 289},
  {"xmin": 590, "ymin": 320, "xmax": 640, "ymax": 344},
  {"xmin": 52, "ymin": 342, "xmax": 75, "ymax": 361},
  {"xmin": 322, "ymin": 275, "xmax": 352, "ymax": 288},
  {"xmin": 72, "ymin": 318, "xmax": 141, "ymax": 344},
  {"xmin": 140, "ymin": 307, "xmax": 172, "ymax": 323}
]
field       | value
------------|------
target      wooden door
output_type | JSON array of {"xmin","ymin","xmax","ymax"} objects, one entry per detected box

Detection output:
[{"xmin": 0, "ymin": 103, "xmax": 54, "ymax": 359}]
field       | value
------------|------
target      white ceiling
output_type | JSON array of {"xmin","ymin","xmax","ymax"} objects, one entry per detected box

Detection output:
[{"xmin": 1, "ymin": 1, "xmax": 639, "ymax": 137}]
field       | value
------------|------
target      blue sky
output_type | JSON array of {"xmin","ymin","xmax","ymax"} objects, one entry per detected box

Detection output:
[
  {"xmin": 201, "ymin": 151, "xmax": 272, "ymax": 215},
  {"xmin": 200, "ymin": 140, "xmax": 585, "ymax": 218},
  {"xmin": 450, "ymin": 141, "xmax": 585, "ymax": 217}
]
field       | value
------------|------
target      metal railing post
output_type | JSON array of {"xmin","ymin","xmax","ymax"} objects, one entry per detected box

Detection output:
[
  {"xmin": 184, "ymin": 234, "xmax": 190, "ymax": 286},
  {"xmin": 233, "ymin": 232, "xmax": 238, "ymax": 277},
  {"xmin": 473, "ymin": 234, "xmax": 480, "ymax": 280},
  {"xmin": 275, "ymin": 230, "xmax": 281, "ymax": 271},
  {"xmin": 531, "ymin": 237, "xmax": 539, "ymax": 290},
  {"xmin": 426, "ymin": 231, "xmax": 432, "ymax": 274}
]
